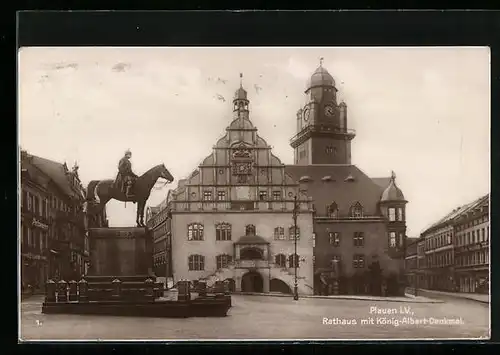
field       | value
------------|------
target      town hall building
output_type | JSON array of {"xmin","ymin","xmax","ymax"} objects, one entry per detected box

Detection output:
[{"xmin": 147, "ymin": 62, "xmax": 408, "ymax": 296}]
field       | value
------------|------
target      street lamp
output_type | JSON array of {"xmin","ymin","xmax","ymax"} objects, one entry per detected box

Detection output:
[{"xmin": 292, "ymin": 195, "xmax": 299, "ymax": 301}]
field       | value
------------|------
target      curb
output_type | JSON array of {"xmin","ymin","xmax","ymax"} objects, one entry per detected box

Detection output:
[
  {"xmin": 417, "ymin": 290, "xmax": 489, "ymax": 305},
  {"xmin": 231, "ymin": 292, "xmax": 443, "ymax": 304}
]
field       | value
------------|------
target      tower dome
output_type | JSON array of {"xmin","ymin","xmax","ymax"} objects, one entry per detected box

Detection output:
[
  {"xmin": 381, "ymin": 171, "xmax": 406, "ymax": 202},
  {"xmin": 307, "ymin": 64, "xmax": 336, "ymax": 90},
  {"xmin": 234, "ymin": 86, "xmax": 248, "ymax": 100}
]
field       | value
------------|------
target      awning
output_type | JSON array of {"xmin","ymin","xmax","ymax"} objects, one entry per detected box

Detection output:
[{"xmin": 235, "ymin": 234, "xmax": 269, "ymax": 245}]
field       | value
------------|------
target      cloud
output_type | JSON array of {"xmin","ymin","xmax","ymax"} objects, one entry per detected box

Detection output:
[{"xmin": 112, "ymin": 62, "xmax": 131, "ymax": 72}]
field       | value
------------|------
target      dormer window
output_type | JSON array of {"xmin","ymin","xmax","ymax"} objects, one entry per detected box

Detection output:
[
  {"xmin": 345, "ymin": 174, "xmax": 355, "ymax": 182},
  {"xmin": 327, "ymin": 202, "xmax": 338, "ymax": 218},
  {"xmin": 299, "ymin": 176, "xmax": 312, "ymax": 183},
  {"xmin": 350, "ymin": 202, "xmax": 363, "ymax": 218}
]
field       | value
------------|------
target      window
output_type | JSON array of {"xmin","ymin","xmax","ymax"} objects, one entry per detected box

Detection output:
[
  {"xmin": 272, "ymin": 191, "xmax": 281, "ymax": 201},
  {"xmin": 288, "ymin": 254, "xmax": 299, "ymax": 268},
  {"xmin": 388, "ymin": 208, "xmax": 396, "ymax": 222},
  {"xmin": 398, "ymin": 233, "xmax": 404, "ymax": 248},
  {"xmin": 203, "ymin": 191, "xmax": 212, "ymax": 201},
  {"xmin": 187, "ymin": 223, "xmax": 204, "ymax": 241},
  {"xmin": 353, "ymin": 254, "xmax": 365, "ymax": 268},
  {"xmin": 325, "ymin": 146, "xmax": 337, "ymax": 155},
  {"xmin": 327, "ymin": 202, "xmax": 338, "ymax": 218},
  {"xmin": 217, "ymin": 191, "xmax": 226, "ymax": 201},
  {"xmin": 397, "ymin": 208, "xmax": 404, "ymax": 221},
  {"xmin": 447, "ymin": 233, "xmax": 452, "ymax": 244},
  {"xmin": 389, "ymin": 232, "xmax": 397, "ymax": 248},
  {"xmin": 312, "ymin": 233, "xmax": 316, "ymax": 248},
  {"xmin": 274, "ymin": 227, "xmax": 285, "ymax": 240},
  {"xmin": 329, "ymin": 232, "xmax": 340, "ymax": 246},
  {"xmin": 481, "ymin": 228, "xmax": 485, "ymax": 242},
  {"xmin": 188, "ymin": 255, "xmax": 205, "ymax": 271},
  {"xmin": 353, "ymin": 232, "xmax": 365, "ymax": 247},
  {"xmin": 245, "ymin": 224, "xmax": 256, "ymax": 235},
  {"xmin": 259, "ymin": 191, "xmax": 267, "ymax": 201},
  {"xmin": 41, "ymin": 198, "xmax": 47, "ymax": 218},
  {"xmin": 289, "ymin": 226, "xmax": 300, "ymax": 240},
  {"xmin": 33, "ymin": 196, "xmax": 40, "ymax": 216},
  {"xmin": 216, "ymin": 223, "xmax": 232, "ymax": 241},
  {"xmin": 216, "ymin": 254, "xmax": 232, "ymax": 269},
  {"xmin": 22, "ymin": 225, "xmax": 29, "ymax": 246},
  {"xmin": 275, "ymin": 254, "xmax": 287, "ymax": 267},
  {"xmin": 350, "ymin": 202, "xmax": 363, "ymax": 218}
]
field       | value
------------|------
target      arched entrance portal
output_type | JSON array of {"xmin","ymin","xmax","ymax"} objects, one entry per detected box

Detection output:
[
  {"xmin": 270, "ymin": 278, "xmax": 292, "ymax": 294},
  {"xmin": 241, "ymin": 271, "xmax": 264, "ymax": 292}
]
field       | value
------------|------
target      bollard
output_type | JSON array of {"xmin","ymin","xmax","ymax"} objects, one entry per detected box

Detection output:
[
  {"xmin": 45, "ymin": 279, "xmax": 56, "ymax": 303},
  {"xmin": 198, "ymin": 280, "xmax": 207, "ymax": 297},
  {"xmin": 144, "ymin": 278, "xmax": 154, "ymax": 300},
  {"xmin": 57, "ymin": 280, "xmax": 68, "ymax": 302},
  {"xmin": 333, "ymin": 280, "xmax": 339, "ymax": 295},
  {"xmin": 78, "ymin": 278, "xmax": 88, "ymax": 302},
  {"xmin": 68, "ymin": 280, "xmax": 78, "ymax": 302}
]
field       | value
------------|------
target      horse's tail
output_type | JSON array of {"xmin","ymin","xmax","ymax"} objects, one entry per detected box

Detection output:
[{"xmin": 86, "ymin": 180, "xmax": 100, "ymax": 202}]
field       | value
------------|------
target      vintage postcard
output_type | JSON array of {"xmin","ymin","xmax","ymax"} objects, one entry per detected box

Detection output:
[{"xmin": 18, "ymin": 47, "xmax": 490, "ymax": 341}]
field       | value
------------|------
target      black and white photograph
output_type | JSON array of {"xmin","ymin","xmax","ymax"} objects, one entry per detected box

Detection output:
[{"xmin": 18, "ymin": 46, "xmax": 490, "ymax": 341}]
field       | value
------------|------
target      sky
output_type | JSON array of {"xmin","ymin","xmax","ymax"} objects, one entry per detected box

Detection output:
[{"xmin": 18, "ymin": 47, "xmax": 490, "ymax": 236}]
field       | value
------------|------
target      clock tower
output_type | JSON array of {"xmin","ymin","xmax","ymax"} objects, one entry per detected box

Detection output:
[{"xmin": 290, "ymin": 60, "xmax": 356, "ymax": 165}]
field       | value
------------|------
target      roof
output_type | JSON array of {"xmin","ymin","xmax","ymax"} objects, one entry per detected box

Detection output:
[
  {"xmin": 421, "ymin": 193, "xmax": 489, "ymax": 235},
  {"xmin": 372, "ymin": 177, "xmax": 391, "ymax": 190},
  {"xmin": 234, "ymin": 86, "xmax": 248, "ymax": 100},
  {"xmin": 308, "ymin": 65, "xmax": 335, "ymax": 89},
  {"xmin": 284, "ymin": 164, "xmax": 389, "ymax": 217},
  {"xmin": 380, "ymin": 173, "xmax": 405, "ymax": 202},
  {"xmin": 235, "ymin": 234, "xmax": 269, "ymax": 245},
  {"xmin": 26, "ymin": 155, "xmax": 80, "ymax": 199}
]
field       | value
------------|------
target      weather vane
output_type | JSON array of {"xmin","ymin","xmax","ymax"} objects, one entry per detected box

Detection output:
[{"xmin": 319, "ymin": 57, "xmax": 324, "ymax": 66}]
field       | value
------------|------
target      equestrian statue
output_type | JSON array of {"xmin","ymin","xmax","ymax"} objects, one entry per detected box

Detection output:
[{"xmin": 86, "ymin": 150, "xmax": 174, "ymax": 227}]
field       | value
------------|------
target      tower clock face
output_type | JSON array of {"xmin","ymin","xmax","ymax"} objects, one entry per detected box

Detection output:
[
  {"xmin": 303, "ymin": 107, "xmax": 310, "ymax": 122},
  {"xmin": 324, "ymin": 105, "xmax": 335, "ymax": 117}
]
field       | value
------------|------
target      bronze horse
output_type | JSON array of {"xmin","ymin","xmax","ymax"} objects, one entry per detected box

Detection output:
[{"xmin": 86, "ymin": 164, "xmax": 174, "ymax": 227}]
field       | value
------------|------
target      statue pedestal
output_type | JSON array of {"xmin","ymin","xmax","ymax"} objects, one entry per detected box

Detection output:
[{"xmin": 88, "ymin": 227, "xmax": 153, "ymax": 276}]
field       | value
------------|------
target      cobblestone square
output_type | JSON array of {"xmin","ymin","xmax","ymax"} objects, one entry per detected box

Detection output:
[{"xmin": 20, "ymin": 295, "xmax": 489, "ymax": 341}]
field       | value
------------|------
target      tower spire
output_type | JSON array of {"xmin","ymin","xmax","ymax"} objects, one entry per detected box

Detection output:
[
  {"xmin": 391, "ymin": 170, "xmax": 396, "ymax": 181},
  {"xmin": 239, "ymin": 73, "xmax": 243, "ymax": 88},
  {"xmin": 319, "ymin": 57, "xmax": 324, "ymax": 67}
]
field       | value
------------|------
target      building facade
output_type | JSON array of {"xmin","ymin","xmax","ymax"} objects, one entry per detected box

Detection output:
[
  {"xmin": 20, "ymin": 155, "xmax": 51, "ymax": 291},
  {"xmin": 406, "ymin": 193, "xmax": 489, "ymax": 294},
  {"xmin": 146, "ymin": 196, "xmax": 173, "ymax": 283},
  {"xmin": 285, "ymin": 63, "xmax": 408, "ymax": 296},
  {"xmin": 453, "ymin": 194, "xmax": 489, "ymax": 293},
  {"xmin": 166, "ymin": 83, "xmax": 314, "ymax": 294},
  {"xmin": 148, "ymin": 64, "xmax": 409, "ymax": 296},
  {"xmin": 21, "ymin": 150, "xmax": 97, "ymax": 287}
]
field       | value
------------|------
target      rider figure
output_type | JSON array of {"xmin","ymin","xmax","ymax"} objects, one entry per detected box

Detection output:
[{"xmin": 117, "ymin": 149, "xmax": 138, "ymax": 198}]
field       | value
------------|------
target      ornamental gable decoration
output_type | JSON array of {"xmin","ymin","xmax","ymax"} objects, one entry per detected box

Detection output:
[{"xmin": 231, "ymin": 142, "xmax": 254, "ymax": 183}]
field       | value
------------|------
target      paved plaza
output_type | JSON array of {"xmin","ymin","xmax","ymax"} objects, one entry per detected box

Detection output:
[{"xmin": 20, "ymin": 294, "xmax": 489, "ymax": 341}]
